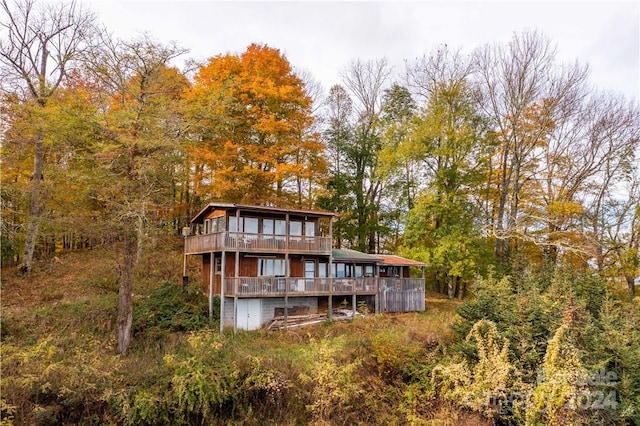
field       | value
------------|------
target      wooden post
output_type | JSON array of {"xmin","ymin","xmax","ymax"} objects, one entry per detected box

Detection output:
[
  {"xmin": 233, "ymin": 296, "xmax": 238, "ymax": 334},
  {"xmin": 352, "ymin": 293, "xmax": 356, "ymax": 317},
  {"xmin": 220, "ymin": 251, "xmax": 225, "ymax": 333},
  {"xmin": 182, "ymin": 251, "xmax": 188, "ymax": 291},
  {"xmin": 375, "ymin": 264, "xmax": 380, "ymax": 314},
  {"xmin": 422, "ymin": 266, "xmax": 426, "ymax": 311},
  {"xmin": 233, "ymin": 209, "xmax": 240, "ymax": 332},
  {"xmin": 285, "ymin": 231, "xmax": 289, "ymax": 330},
  {"xmin": 400, "ymin": 265, "xmax": 405, "ymax": 312},
  {"xmin": 284, "ymin": 295, "xmax": 288, "ymax": 329},
  {"xmin": 209, "ymin": 252, "xmax": 214, "ymax": 320},
  {"xmin": 328, "ymin": 223, "xmax": 333, "ymax": 321}
]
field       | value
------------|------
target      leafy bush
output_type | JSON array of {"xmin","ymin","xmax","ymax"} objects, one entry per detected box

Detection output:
[
  {"xmin": 133, "ymin": 281, "xmax": 211, "ymax": 334},
  {"xmin": 527, "ymin": 323, "xmax": 592, "ymax": 425},
  {"xmin": 298, "ymin": 337, "xmax": 363, "ymax": 424},
  {"xmin": 433, "ymin": 320, "xmax": 526, "ymax": 421},
  {"xmin": 443, "ymin": 267, "xmax": 636, "ymax": 425},
  {"xmin": 1, "ymin": 337, "xmax": 121, "ymax": 425},
  {"xmin": 119, "ymin": 330, "xmax": 240, "ymax": 425},
  {"xmin": 598, "ymin": 299, "xmax": 640, "ymax": 425}
]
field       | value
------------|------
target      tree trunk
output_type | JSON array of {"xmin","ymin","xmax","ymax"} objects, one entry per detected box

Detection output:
[
  {"xmin": 21, "ymin": 133, "xmax": 44, "ymax": 276},
  {"xmin": 627, "ymin": 275, "xmax": 636, "ymax": 298},
  {"xmin": 458, "ymin": 280, "xmax": 466, "ymax": 300},
  {"xmin": 494, "ymin": 140, "xmax": 511, "ymax": 262},
  {"xmin": 447, "ymin": 275, "xmax": 456, "ymax": 299},
  {"xmin": 116, "ymin": 232, "xmax": 136, "ymax": 355}
]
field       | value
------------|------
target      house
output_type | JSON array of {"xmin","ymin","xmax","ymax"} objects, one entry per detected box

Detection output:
[{"xmin": 183, "ymin": 203, "xmax": 426, "ymax": 331}]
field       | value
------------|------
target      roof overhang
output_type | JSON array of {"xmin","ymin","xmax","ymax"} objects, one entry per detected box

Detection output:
[
  {"xmin": 377, "ymin": 254, "xmax": 427, "ymax": 267},
  {"xmin": 190, "ymin": 203, "xmax": 336, "ymax": 224},
  {"xmin": 331, "ymin": 249, "xmax": 383, "ymax": 263}
]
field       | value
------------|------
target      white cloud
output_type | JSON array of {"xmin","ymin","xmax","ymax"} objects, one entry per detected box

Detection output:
[{"xmin": 85, "ymin": 0, "xmax": 639, "ymax": 100}]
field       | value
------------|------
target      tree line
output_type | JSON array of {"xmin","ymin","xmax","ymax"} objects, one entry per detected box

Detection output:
[{"xmin": 2, "ymin": 0, "xmax": 638, "ymax": 351}]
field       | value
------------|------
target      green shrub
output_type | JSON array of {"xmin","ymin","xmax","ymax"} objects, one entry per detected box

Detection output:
[
  {"xmin": 527, "ymin": 323, "xmax": 592, "ymax": 425},
  {"xmin": 433, "ymin": 320, "xmax": 525, "ymax": 421},
  {"xmin": 298, "ymin": 337, "xmax": 363, "ymax": 424},
  {"xmin": 1, "ymin": 337, "xmax": 121, "ymax": 425},
  {"xmin": 133, "ymin": 281, "xmax": 211, "ymax": 334},
  {"xmin": 599, "ymin": 299, "xmax": 640, "ymax": 425},
  {"xmin": 120, "ymin": 331, "xmax": 240, "ymax": 425}
]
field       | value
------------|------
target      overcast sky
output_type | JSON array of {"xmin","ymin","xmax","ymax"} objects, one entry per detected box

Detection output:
[{"xmin": 84, "ymin": 0, "xmax": 639, "ymax": 101}]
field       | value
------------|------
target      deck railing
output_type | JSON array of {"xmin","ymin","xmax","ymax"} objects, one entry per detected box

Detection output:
[
  {"xmin": 222, "ymin": 276, "xmax": 421, "ymax": 297},
  {"xmin": 184, "ymin": 231, "xmax": 332, "ymax": 255}
]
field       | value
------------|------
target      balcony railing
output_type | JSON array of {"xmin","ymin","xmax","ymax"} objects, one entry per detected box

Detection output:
[
  {"xmin": 184, "ymin": 232, "xmax": 332, "ymax": 255},
  {"xmin": 221, "ymin": 277, "xmax": 423, "ymax": 297}
]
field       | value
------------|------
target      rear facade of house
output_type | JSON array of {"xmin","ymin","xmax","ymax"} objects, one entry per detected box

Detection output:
[{"xmin": 183, "ymin": 203, "xmax": 425, "ymax": 331}]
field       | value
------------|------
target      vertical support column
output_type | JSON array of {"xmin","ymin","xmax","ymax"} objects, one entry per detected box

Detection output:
[
  {"xmin": 233, "ymin": 296, "xmax": 238, "ymax": 334},
  {"xmin": 375, "ymin": 263, "xmax": 380, "ymax": 314},
  {"xmin": 400, "ymin": 265, "xmax": 405, "ymax": 312},
  {"xmin": 182, "ymin": 251, "xmax": 188, "ymax": 291},
  {"xmin": 328, "ymin": 216, "xmax": 333, "ymax": 321},
  {"xmin": 181, "ymin": 227, "xmax": 190, "ymax": 291},
  {"xmin": 284, "ymin": 213, "xmax": 290, "ymax": 329},
  {"xmin": 209, "ymin": 252, "xmax": 214, "ymax": 320},
  {"xmin": 234, "ymin": 209, "xmax": 241, "ymax": 332},
  {"xmin": 352, "ymin": 293, "xmax": 356, "ymax": 317},
  {"xmin": 422, "ymin": 265, "xmax": 426, "ymax": 311},
  {"xmin": 220, "ymin": 251, "xmax": 226, "ymax": 333},
  {"xmin": 234, "ymin": 252, "xmax": 240, "ymax": 332}
]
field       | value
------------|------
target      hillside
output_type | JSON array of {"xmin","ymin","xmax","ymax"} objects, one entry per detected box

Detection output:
[{"xmin": 1, "ymin": 242, "xmax": 487, "ymax": 425}]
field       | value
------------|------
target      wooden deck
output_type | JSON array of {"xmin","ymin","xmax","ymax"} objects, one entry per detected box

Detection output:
[
  {"xmin": 220, "ymin": 276, "xmax": 424, "ymax": 301},
  {"xmin": 185, "ymin": 232, "xmax": 332, "ymax": 255}
]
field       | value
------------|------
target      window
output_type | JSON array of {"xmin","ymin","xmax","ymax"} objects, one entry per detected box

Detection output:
[
  {"xmin": 305, "ymin": 221, "xmax": 315, "ymax": 237},
  {"xmin": 229, "ymin": 216, "xmax": 258, "ymax": 234},
  {"xmin": 334, "ymin": 263, "xmax": 345, "ymax": 278},
  {"xmin": 289, "ymin": 221, "xmax": 302, "ymax": 236},
  {"xmin": 365, "ymin": 265, "xmax": 374, "ymax": 277},
  {"xmin": 274, "ymin": 220, "xmax": 286, "ymax": 236},
  {"xmin": 214, "ymin": 257, "xmax": 221, "ymax": 274},
  {"xmin": 355, "ymin": 265, "xmax": 363, "ymax": 277},
  {"xmin": 263, "ymin": 219, "xmax": 274, "ymax": 234},
  {"xmin": 205, "ymin": 217, "xmax": 226, "ymax": 233},
  {"xmin": 229, "ymin": 216, "xmax": 240, "ymax": 233},
  {"xmin": 244, "ymin": 217, "xmax": 258, "ymax": 234},
  {"xmin": 258, "ymin": 259, "xmax": 285, "ymax": 277},
  {"xmin": 211, "ymin": 216, "xmax": 224, "ymax": 233},
  {"xmin": 319, "ymin": 262, "xmax": 328, "ymax": 278},
  {"xmin": 334, "ymin": 263, "xmax": 357, "ymax": 278},
  {"xmin": 304, "ymin": 260, "xmax": 315, "ymax": 278}
]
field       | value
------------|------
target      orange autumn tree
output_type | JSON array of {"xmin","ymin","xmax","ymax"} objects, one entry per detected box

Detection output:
[{"xmin": 185, "ymin": 43, "xmax": 325, "ymax": 206}]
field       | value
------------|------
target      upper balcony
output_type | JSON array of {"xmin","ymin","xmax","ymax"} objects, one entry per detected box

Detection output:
[
  {"xmin": 184, "ymin": 231, "xmax": 333, "ymax": 255},
  {"xmin": 186, "ymin": 203, "xmax": 335, "ymax": 256}
]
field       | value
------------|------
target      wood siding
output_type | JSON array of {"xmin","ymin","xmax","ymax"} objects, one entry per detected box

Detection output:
[{"xmin": 201, "ymin": 254, "xmax": 221, "ymax": 294}]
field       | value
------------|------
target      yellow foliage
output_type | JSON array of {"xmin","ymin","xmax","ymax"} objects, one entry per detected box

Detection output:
[
  {"xmin": 547, "ymin": 200, "xmax": 583, "ymax": 218},
  {"xmin": 432, "ymin": 320, "xmax": 525, "ymax": 420},
  {"xmin": 298, "ymin": 337, "xmax": 363, "ymax": 423},
  {"xmin": 526, "ymin": 324, "xmax": 591, "ymax": 426}
]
